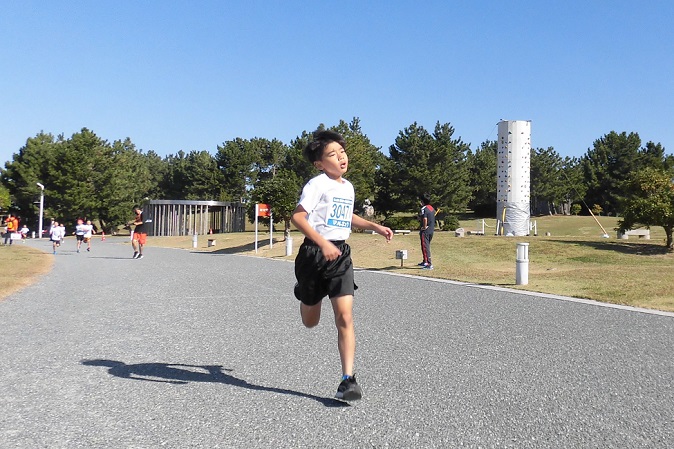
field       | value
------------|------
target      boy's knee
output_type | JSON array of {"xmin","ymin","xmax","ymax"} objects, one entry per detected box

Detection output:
[
  {"xmin": 300, "ymin": 303, "xmax": 321, "ymax": 328},
  {"xmin": 302, "ymin": 318, "xmax": 319, "ymax": 328},
  {"xmin": 334, "ymin": 311, "xmax": 353, "ymax": 329}
]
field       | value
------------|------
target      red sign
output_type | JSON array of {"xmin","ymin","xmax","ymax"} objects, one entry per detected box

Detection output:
[{"xmin": 257, "ymin": 203, "xmax": 271, "ymax": 217}]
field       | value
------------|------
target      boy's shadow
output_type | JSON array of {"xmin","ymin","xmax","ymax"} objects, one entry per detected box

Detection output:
[{"xmin": 81, "ymin": 359, "xmax": 349, "ymax": 408}]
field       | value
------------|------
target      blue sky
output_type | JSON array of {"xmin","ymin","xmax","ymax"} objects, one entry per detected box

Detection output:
[{"xmin": 2, "ymin": 1, "xmax": 673, "ymax": 166}]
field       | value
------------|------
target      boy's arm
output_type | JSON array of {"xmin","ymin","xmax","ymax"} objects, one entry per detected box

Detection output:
[
  {"xmin": 351, "ymin": 214, "xmax": 393, "ymax": 242},
  {"xmin": 291, "ymin": 205, "xmax": 342, "ymax": 261}
]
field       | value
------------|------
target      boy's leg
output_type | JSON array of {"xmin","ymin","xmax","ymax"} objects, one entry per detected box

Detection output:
[
  {"xmin": 330, "ymin": 294, "xmax": 355, "ymax": 376},
  {"xmin": 300, "ymin": 301, "xmax": 322, "ymax": 328}
]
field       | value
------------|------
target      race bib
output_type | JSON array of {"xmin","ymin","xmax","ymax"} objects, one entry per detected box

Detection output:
[{"xmin": 327, "ymin": 197, "xmax": 353, "ymax": 229}]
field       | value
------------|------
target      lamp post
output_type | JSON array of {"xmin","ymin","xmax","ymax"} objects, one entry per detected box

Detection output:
[{"xmin": 36, "ymin": 183, "xmax": 44, "ymax": 238}]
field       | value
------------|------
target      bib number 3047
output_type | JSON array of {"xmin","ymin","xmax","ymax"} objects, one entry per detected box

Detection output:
[{"xmin": 327, "ymin": 198, "xmax": 352, "ymax": 229}]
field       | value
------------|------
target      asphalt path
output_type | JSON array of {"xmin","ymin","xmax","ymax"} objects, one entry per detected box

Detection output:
[{"xmin": 1, "ymin": 236, "xmax": 673, "ymax": 448}]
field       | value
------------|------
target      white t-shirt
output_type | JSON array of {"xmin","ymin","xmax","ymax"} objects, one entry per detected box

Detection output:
[
  {"xmin": 50, "ymin": 226, "xmax": 61, "ymax": 241},
  {"xmin": 298, "ymin": 173, "xmax": 354, "ymax": 241},
  {"xmin": 83, "ymin": 224, "xmax": 93, "ymax": 238},
  {"xmin": 75, "ymin": 224, "xmax": 86, "ymax": 235}
]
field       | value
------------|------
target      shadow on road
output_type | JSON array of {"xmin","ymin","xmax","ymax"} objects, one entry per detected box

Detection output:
[
  {"xmin": 190, "ymin": 240, "xmax": 277, "ymax": 255},
  {"xmin": 81, "ymin": 359, "xmax": 348, "ymax": 408}
]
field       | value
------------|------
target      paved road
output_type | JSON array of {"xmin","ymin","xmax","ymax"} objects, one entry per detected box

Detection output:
[{"xmin": 1, "ymin": 237, "xmax": 673, "ymax": 448}]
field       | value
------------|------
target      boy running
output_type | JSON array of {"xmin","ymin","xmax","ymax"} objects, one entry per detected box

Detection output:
[
  {"xmin": 291, "ymin": 130, "xmax": 393, "ymax": 401},
  {"xmin": 49, "ymin": 221, "xmax": 62, "ymax": 254},
  {"xmin": 74, "ymin": 219, "xmax": 86, "ymax": 253},
  {"xmin": 83, "ymin": 220, "xmax": 95, "ymax": 252},
  {"xmin": 128, "ymin": 206, "xmax": 147, "ymax": 259}
]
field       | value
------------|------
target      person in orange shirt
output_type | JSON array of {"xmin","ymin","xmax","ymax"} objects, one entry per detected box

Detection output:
[{"xmin": 4, "ymin": 214, "xmax": 17, "ymax": 245}]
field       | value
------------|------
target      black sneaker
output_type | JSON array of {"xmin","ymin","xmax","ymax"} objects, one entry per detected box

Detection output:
[
  {"xmin": 137, "ymin": 254, "xmax": 144, "ymax": 259},
  {"xmin": 132, "ymin": 252, "xmax": 139, "ymax": 259},
  {"xmin": 335, "ymin": 375, "xmax": 362, "ymax": 401}
]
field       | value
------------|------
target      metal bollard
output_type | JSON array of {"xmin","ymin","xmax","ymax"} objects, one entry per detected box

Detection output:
[
  {"xmin": 516, "ymin": 242, "xmax": 529, "ymax": 285},
  {"xmin": 192, "ymin": 233, "xmax": 198, "ymax": 248},
  {"xmin": 285, "ymin": 236, "xmax": 293, "ymax": 256}
]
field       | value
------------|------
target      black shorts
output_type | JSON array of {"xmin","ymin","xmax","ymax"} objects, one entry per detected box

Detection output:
[
  {"xmin": 76, "ymin": 234, "xmax": 85, "ymax": 241},
  {"xmin": 294, "ymin": 239, "xmax": 358, "ymax": 306}
]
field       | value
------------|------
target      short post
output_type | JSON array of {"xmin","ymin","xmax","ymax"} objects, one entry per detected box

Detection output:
[
  {"xmin": 395, "ymin": 249, "xmax": 408, "ymax": 267},
  {"xmin": 516, "ymin": 242, "xmax": 529, "ymax": 285},
  {"xmin": 285, "ymin": 236, "xmax": 293, "ymax": 256},
  {"xmin": 192, "ymin": 233, "xmax": 198, "ymax": 249}
]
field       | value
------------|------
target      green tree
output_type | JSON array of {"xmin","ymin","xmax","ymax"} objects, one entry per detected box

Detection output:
[
  {"xmin": 0, "ymin": 183, "xmax": 10, "ymax": 213},
  {"xmin": 183, "ymin": 150, "xmax": 225, "ymax": 200},
  {"xmin": 284, "ymin": 131, "xmax": 320, "ymax": 185},
  {"xmin": 216, "ymin": 138, "xmax": 258, "ymax": 202},
  {"xmin": 582, "ymin": 131, "xmax": 642, "ymax": 216},
  {"xmin": 467, "ymin": 140, "xmax": 497, "ymax": 217},
  {"xmin": 618, "ymin": 167, "xmax": 674, "ymax": 251},
  {"xmin": 560, "ymin": 156, "xmax": 586, "ymax": 215},
  {"xmin": 162, "ymin": 151, "xmax": 190, "ymax": 199},
  {"xmin": 531, "ymin": 147, "xmax": 570, "ymax": 215},
  {"xmin": 94, "ymin": 139, "xmax": 158, "ymax": 232},
  {"xmin": 1, "ymin": 131, "xmax": 58, "ymax": 226},
  {"xmin": 142, "ymin": 150, "xmax": 169, "ymax": 200},
  {"xmin": 249, "ymin": 169, "xmax": 302, "ymax": 239},
  {"xmin": 375, "ymin": 121, "xmax": 472, "ymax": 216},
  {"xmin": 252, "ymin": 137, "xmax": 288, "ymax": 181},
  {"xmin": 331, "ymin": 118, "xmax": 385, "ymax": 211}
]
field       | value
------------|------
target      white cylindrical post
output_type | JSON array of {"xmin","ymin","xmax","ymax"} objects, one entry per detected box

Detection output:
[
  {"xmin": 192, "ymin": 233, "xmax": 198, "ymax": 248},
  {"xmin": 285, "ymin": 236, "xmax": 293, "ymax": 256},
  {"xmin": 516, "ymin": 242, "xmax": 529, "ymax": 285}
]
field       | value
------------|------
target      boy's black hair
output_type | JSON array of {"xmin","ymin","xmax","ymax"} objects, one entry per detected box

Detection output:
[
  {"xmin": 420, "ymin": 193, "xmax": 432, "ymax": 205},
  {"xmin": 303, "ymin": 130, "xmax": 347, "ymax": 163}
]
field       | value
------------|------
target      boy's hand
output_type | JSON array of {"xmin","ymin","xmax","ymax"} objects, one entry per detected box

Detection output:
[
  {"xmin": 378, "ymin": 225, "xmax": 394, "ymax": 242},
  {"xmin": 320, "ymin": 241, "xmax": 342, "ymax": 261}
]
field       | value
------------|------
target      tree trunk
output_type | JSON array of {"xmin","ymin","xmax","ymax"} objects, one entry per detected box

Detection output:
[{"xmin": 665, "ymin": 226, "xmax": 673, "ymax": 251}]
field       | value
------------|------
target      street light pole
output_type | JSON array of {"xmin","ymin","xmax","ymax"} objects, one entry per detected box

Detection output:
[{"xmin": 36, "ymin": 183, "xmax": 44, "ymax": 238}]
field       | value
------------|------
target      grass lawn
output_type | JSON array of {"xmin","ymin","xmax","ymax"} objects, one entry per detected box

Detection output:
[
  {"xmin": 149, "ymin": 215, "xmax": 674, "ymax": 313},
  {"xmin": 0, "ymin": 243, "xmax": 53, "ymax": 301}
]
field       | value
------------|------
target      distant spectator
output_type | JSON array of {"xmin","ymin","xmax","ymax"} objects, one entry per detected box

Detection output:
[{"xmin": 20, "ymin": 224, "xmax": 29, "ymax": 240}]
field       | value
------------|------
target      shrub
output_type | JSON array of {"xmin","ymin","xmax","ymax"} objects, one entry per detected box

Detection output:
[
  {"xmin": 383, "ymin": 215, "xmax": 419, "ymax": 231},
  {"xmin": 440, "ymin": 214, "xmax": 460, "ymax": 231}
]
